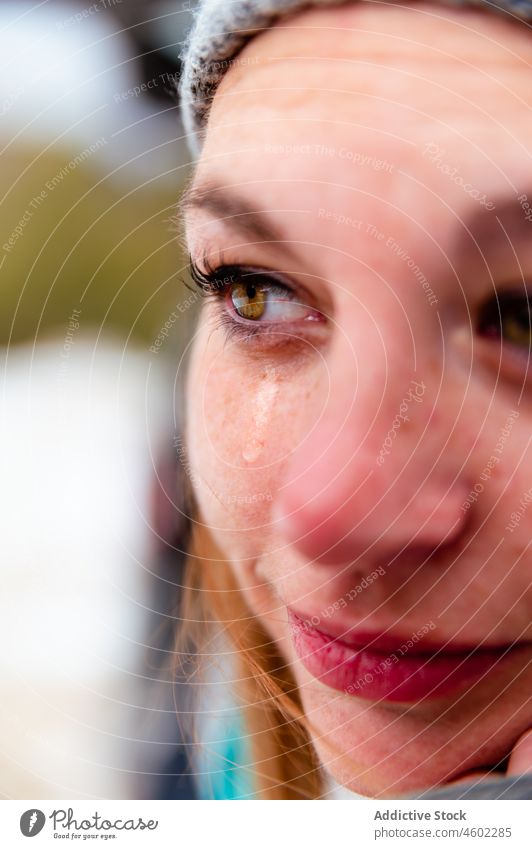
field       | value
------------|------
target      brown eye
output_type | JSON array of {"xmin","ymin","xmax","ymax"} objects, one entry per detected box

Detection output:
[
  {"xmin": 226, "ymin": 270, "xmax": 314, "ymax": 324},
  {"xmin": 231, "ymin": 280, "xmax": 266, "ymax": 320},
  {"xmin": 477, "ymin": 291, "xmax": 531, "ymax": 349}
]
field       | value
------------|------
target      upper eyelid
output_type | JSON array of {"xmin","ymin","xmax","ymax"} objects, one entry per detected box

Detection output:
[
  {"xmin": 187, "ymin": 254, "xmax": 330, "ymax": 317},
  {"xmin": 189, "ymin": 257, "xmax": 302, "ymax": 297}
]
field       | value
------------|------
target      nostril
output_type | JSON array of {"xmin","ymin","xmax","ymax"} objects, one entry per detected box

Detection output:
[
  {"xmin": 270, "ymin": 492, "xmax": 343, "ymax": 558},
  {"xmin": 272, "ymin": 489, "xmax": 383, "ymax": 565},
  {"xmin": 271, "ymin": 472, "xmax": 473, "ymax": 567},
  {"xmin": 382, "ymin": 541, "xmax": 458, "ymax": 572}
]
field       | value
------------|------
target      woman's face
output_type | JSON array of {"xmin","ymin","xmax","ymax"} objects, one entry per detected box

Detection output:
[{"xmin": 183, "ymin": 2, "xmax": 532, "ymax": 796}]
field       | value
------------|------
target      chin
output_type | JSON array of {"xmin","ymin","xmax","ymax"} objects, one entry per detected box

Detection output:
[
  {"xmin": 295, "ymin": 668, "xmax": 529, "ymax": 799},
  {"xmin": 307, "ymin": 726, "xmax": 461, "ymax": 799}
]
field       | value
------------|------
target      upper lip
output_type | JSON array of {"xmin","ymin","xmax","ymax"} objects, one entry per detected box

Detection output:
[{"xmin": 288, "ymin": 609, "xmax": 529, "ymax": 656}]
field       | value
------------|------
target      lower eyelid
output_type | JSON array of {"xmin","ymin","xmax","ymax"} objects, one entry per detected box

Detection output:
[
  {"xmin": 205, "ymin": 294, "xmax": 328, "ymax": 354},
  {"xmin": 473, "ymin": 335, "xmax": 532, "ymax": 386},
  {"xmin": 192, "ymin": 261, "xmax": 330, "ymax": 351}
]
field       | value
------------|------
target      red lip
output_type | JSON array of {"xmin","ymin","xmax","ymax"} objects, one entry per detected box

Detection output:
[{"xmin": 288, "ymin": 610, "xmax": 527, "ymax": 702}]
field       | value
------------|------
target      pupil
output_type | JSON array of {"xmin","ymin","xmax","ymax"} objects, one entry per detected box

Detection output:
[{"xmin": 230, "ymin": 279, "xmax": 266, "ymax": 320}]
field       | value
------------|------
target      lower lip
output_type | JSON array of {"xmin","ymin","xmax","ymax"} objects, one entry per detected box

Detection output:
[{"xmin": 289, "ymin": 612, "xmax": 516, "ymax": 702}]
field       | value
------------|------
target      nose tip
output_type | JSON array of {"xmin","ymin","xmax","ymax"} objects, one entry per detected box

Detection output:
[
  {"xmin": 272, "ymin": 437, "xmax": 471, "ymax": 566},
  {"xmin": 270, "ymin": 315, "xmax": 470, "ymax": 566}
]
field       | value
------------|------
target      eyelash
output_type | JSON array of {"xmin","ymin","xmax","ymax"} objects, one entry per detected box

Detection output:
[
  {"xmin": 187, "ymin": 255, "xmax": 531, "ymax": 382},
  {"xmin": 188, "ymin": 254, "xmax": 315, "ymax": 345}
]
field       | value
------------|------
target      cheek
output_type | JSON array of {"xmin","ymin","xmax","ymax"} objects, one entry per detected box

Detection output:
[
  {"xmin": 498, "ymin": 508, "xmax": 532, "ymax": 623},
  {"xmin": 452, "ymin": 414, "xmax": 532, "ymax": 629},
  {"xmin": 185, "ymin": 324, "xmax": 326, "ymax": 557}
]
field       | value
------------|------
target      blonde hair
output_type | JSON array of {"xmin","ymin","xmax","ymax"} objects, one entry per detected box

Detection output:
[{"xmin": 175, "ymin": 520, "xmax": 324, "ymax": 799}]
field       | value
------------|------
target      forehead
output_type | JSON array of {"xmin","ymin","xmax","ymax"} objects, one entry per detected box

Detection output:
[
  {"xmin": 201, "ymin": 2, "xmax": 532, "ymax": 151},
  {"xmin": 188, "ymin": 3, "xmax": 532, "ymax": 282}
]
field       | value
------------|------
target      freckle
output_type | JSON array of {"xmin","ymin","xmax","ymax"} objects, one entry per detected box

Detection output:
[{"xmin": 242, "ymin": 367, "xmax": 279, "ymax": 463}]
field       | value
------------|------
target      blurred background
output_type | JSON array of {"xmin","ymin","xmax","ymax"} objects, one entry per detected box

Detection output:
[{"xmin": 0, "ymin": 0, "xmax": 199, "ymax": 799}]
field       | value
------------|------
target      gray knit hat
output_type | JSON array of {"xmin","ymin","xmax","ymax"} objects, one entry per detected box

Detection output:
[{"xmin": 179, "ymin": 0, "xmax": 532, "ymax": 157}]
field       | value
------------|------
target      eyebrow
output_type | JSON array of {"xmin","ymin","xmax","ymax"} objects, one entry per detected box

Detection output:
[
  {"xmin": 178, "ymin": 177, "xmax": 303, "ymax": 256},
  {"xmin": 179, "ymin": 177, "xmax": 532, "ymax": 270},
  {"xmin": 463, "ymin": 193, "xmax": 532, "ymax": 245},
  {"xmin": 451, "ymin": 193, "xmax": 532, "ymax": 273}
]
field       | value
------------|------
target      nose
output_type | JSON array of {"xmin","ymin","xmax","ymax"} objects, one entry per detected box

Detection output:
[{"xmin": 272, "ymin": 325, "xmax": 471, "ymax": 567}]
